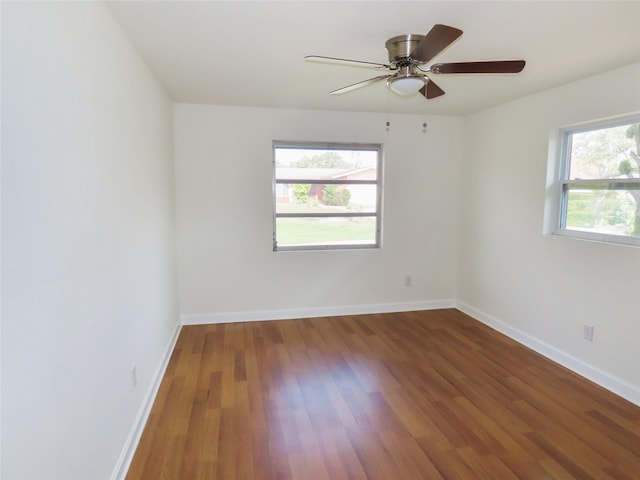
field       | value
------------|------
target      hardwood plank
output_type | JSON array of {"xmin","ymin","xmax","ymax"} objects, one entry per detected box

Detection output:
[
  {"xmin": 127, "ymin": 309, "xmax": 640, "ymax": 479},
  {"xmin": 313, "ymin": 427, "xmax": 368, "ymax": 480},
  {"xmin": 378, "ymin": 430, "xmax": 444, "ymax": 480}
]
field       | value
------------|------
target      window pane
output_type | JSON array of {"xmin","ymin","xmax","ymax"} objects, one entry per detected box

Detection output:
[
  {"xmin": 275, "ymin": 217, "xmax": 377, "ymax": 247},
  {"xmin": 273, "ymin": 142, "xmax": 382, "ymax": 251},
  {"xmin": 569, "ymin": 124, "xmax": 640, "ymax": 180},
  {"xmin": 565, "ymin": 189, "xmax": 640, "ymax": 237},
  {"xmin": 275, "ymin": 148, "xmax": 378, "ymax": 180},
  {"xmin": 275, "ymin": 183, "xmax": 378, "ymax": 214}
]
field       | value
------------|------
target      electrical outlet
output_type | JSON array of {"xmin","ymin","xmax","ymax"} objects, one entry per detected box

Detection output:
[
  {"xmin": 405, "ymin": 275, "xmax": 412, "ymax": 287},
  {"xmin": 583, "ymin": 324, "xmax": 594, "ymax": 342},
  {"xmin": 131, "ymin": 365, "xmax": 137, "ymax": 388}
]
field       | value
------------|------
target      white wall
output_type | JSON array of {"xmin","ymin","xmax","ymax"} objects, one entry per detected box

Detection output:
[
  {"xmin": 1, "ymin": 2, "xmax": 178, "ymax": 479},
  {"xmin": 174, "ymin": 105, "xmax": 462, "ymax": 322},
  {"xmin": 2, "ymin": 4, "xmax": 637, "ymax": 478},
  {"xmin": 458, "ymin": 63, "xmax": 640, "ymax": 403}
]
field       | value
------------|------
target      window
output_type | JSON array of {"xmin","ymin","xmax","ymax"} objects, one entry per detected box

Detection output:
[
  {"xmin": 273, "ymin": 141, "xmax": 382, "ymax": 251},
  {"xmin": 556, "ymin": 115, "xmax": 640, "ymax": 246}
]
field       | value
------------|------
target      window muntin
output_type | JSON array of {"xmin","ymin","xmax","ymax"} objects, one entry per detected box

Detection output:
[
  {"xmin": 273, "ymin": 142, "xmax": 382, "ymax": 251},
  {"xmin": 557, "ymin": 116, "xmax": 640, "ymax": 246}
]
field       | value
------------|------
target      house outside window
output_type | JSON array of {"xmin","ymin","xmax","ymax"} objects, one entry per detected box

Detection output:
[
  {"xmin": 273, "ymin": 141, "xmax": 382, "ymax": 251},
  {"xmin": 555, "ymin": 115, "xmax": 640, "ymax": 246}
]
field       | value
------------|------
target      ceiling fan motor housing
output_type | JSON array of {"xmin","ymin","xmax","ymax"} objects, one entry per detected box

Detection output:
[{"xmin": 385, "ymin": 34, "xmax": 424, "ymax": 66}]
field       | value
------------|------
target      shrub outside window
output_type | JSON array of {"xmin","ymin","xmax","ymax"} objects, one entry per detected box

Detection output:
[
  {"xmin": 556, "ymin": 116, "xmax": 640, "ymax": 247},
  {"xmin": 273, "ymin": 141, "xmax": 382, "ymax": 251}
]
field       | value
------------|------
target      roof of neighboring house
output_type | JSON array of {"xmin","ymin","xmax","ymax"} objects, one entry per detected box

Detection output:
[
  {"xmin": 276, "ymin": 166, "xmax": 376, "ymax": 180},
  {"xmin": 331, "ymin": 167, "xmax": 376, "ymax": 179}
]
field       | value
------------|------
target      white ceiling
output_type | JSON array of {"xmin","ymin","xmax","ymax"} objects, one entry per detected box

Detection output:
[{"xmin": 106, "ymin": 1, "xmax": 640, "ymax": 116}]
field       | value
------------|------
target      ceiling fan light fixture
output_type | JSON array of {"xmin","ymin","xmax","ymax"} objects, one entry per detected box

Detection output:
[{"xmin": 388, "ymin": 76, "xmax": 425, "ymax": 95}]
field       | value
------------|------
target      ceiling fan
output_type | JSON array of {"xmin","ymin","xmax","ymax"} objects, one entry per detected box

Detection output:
[{"xmin": 305, "ymin": 24, "xmax": 525, "ymax": 100}]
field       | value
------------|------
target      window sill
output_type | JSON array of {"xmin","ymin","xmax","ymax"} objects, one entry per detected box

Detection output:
[{"xmin": 552, "ymin": 229, "xmax": 640, "ymax": 248}]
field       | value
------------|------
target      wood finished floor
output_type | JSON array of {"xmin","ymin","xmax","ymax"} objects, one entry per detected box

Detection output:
[{"xmin": 126, "ymin": 309, "xmax": 640, "ymax": 479}]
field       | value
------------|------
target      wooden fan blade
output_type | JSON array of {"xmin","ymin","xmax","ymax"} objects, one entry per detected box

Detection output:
[
  {"xmin": 305, "ymin": 55, "xmax": 391, "ymax": 70},
  {"xmin": 329, "ymin": 75, "xmax": 391, "ymax": 95},
  {"xmin": 431, "ymin": 60, "xmax": 526, "ymax": 74},
  {"xmin": 420, "ymin": 79, "xmax": 446, "ymax": 99},
  {"xmin": 411, "ymin": 24, "xmax": 463, "ymax": 64}
]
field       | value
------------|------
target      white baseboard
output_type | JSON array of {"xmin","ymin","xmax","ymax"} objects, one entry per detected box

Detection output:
[
  {"xmin": 110, "ymin": 322, "xmax": 182, "ymax": 480},
  {"xmin": 181, "ymin": 299, "xmax": 456, "ymax": 325},
  {"xmin": 456, "ymin": 301, "xmax": 640, "ymax": 406}
]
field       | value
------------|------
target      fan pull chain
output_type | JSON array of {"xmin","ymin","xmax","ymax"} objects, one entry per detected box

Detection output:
[{"xmin": 385, "ymin": 87, "xmax": 391, "ymax": 131}]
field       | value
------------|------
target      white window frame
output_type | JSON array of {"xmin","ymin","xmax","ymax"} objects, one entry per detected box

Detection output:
[
  {"xmin": 554, "ymin": 114, "xmax": 640, "ymax": 247},
  {"xmin": 272, "ymin": 141, "xmax": 383, "ymax": 252}
]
